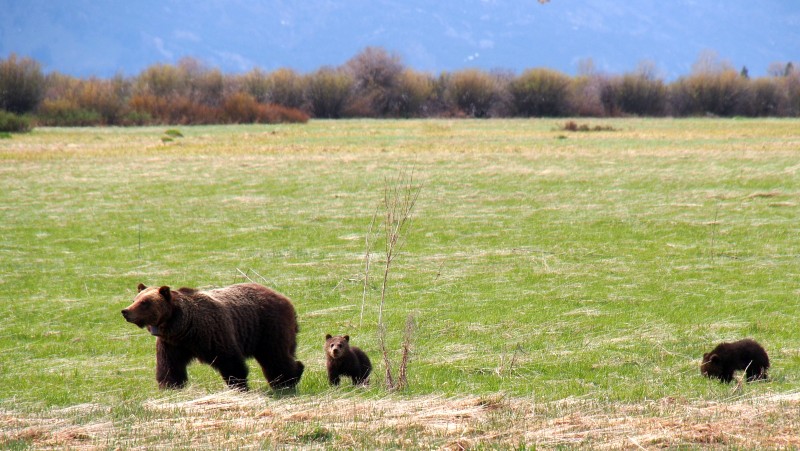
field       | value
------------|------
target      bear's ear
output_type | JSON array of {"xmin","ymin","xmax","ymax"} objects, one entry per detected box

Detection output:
[
  {"xmin": 344, "ymin": 335, "xmax": 350, "ymax": 342},
  {"xmin": 137, "ymin": 283, "xmax": 147, "ymax": 292},
  {"xmin": 325, "ymin": 334, "xmax": 332, "ymax": 340},
  {"xmin": 158, "ymin": 286, "xmax": 172, "ymax": 302}
]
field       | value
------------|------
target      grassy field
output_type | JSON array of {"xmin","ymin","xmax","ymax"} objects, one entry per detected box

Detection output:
[{"xmin": 1, "ymin": 118, "xmax": 800, "ymax": 448}]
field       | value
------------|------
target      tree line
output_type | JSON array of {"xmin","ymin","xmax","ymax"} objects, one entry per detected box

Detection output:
[{"xmin": 1, "ymin": 47, "xmax": 799, "ymax": 130}]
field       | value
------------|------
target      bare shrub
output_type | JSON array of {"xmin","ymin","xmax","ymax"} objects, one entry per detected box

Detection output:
[
  {"xmin": 601, "ymin": 73, "xmax": 667, "ymax": 116},
  {"xmin": 669, "ymin": 70, "xmax": 749, "ymax": 116},
  {"xmin": 445, "ymin": 69, "xmax": 498, "ymax": 118},
  {"xmin": 747, "ymin": 78, "xmax": 788, "ymax": 116},
  {"xmin": 222, "ymin": 92, "xmax": 262, "ymax": 123},
  {"xmin": 222, "ymin": 93, "xmax": 309, "ymax": 124},
  {"xmin": 392, "ymin": 69, "xmax": 435, "ymax": 118},
  {"xmin": 509, "ymin": 68, "xmax": 573, "ymax": 117},
  {"xmin": 570, "ymin": 75, "xmax": 606, "ymax": 117}
]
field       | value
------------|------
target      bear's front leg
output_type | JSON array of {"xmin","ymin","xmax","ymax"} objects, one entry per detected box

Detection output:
[
  {"xmin": 156, "ymin": 340, "xmax": 192, "ymax": 389},
  {"xmin": 328, "ymin": 374, "xmax": 341, "ymax": 386},
  {"xmin": 214, "ymin": 356, "xmax": 250, "ymax": 391}
]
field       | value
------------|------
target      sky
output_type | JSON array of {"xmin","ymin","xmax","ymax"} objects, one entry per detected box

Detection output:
[{"xmin": 1, "ymin": 0, "xmax": 798, "ymax": 80}]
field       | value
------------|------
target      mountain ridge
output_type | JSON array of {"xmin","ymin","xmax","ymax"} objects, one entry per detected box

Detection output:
[{"xmin": 1, "ymin": 0, "xmax": 798, "ymax": 79}]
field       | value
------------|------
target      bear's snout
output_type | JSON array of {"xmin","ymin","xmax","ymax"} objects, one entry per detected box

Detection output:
[{"xmin": 121, "ymin": 308, "xmax": 146, "ymax": 328}]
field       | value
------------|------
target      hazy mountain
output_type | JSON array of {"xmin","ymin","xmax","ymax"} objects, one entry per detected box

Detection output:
[{"xmin": 1, "ymin": 0, "xmax": 798, "ymax": 79}]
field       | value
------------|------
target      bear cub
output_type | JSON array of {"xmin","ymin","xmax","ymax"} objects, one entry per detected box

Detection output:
[
  {"xmin": 325, "ymin": 334, "xmax": 372, "ymax": 386},
  {"xmin": 701, "ymin": 338, "xmax": 769, "ymax": 383}
]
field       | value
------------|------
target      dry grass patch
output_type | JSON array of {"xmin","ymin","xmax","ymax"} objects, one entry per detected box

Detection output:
[{"xmin": 4, "ymin": 391, "xmax": 800, "ymax": 448}]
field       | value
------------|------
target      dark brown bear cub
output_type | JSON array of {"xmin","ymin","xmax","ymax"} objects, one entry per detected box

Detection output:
[
  {"xmin": 701, "ymin": 338, "xmax": 769, "ymax": 383},
  {"xmin": 325, "ymin": 334, "xmax": 371, "ymax": 386},
  {"xmin": 122, "ymin": 283, "xmax": 304, "ymax": 391}
]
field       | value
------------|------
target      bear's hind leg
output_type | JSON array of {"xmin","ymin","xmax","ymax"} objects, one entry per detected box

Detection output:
[
  {"xmin": 214, "ymin": 356, "xmax": 250, "ymax": 391},
  {"xmin": 745, "ymin": 364, "xmax": 767, "ymax": 382},
  {"xmin": 256, "ymin": 353, "xmax": 304, "ymax": 390}
]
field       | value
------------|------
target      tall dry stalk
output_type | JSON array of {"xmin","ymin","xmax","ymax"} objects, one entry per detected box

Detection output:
[
  {"xmin": 360, "ymin": 207, "xmax": 379, "ymax": 328},
  {"xmin": 397, "ymin": 314, "xmax": 416, "ymax": 390},
  {"xmin": 363, "ymin": 170, "xmax": 421, "ymax": 390}
]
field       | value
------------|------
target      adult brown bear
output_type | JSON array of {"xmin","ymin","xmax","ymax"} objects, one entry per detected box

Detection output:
[{"xmin": 122, "ymin": 283, "xmax": 304, "ymax": 391}]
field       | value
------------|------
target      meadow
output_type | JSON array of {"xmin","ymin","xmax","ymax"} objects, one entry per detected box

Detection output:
[{"xmin": 1, "ymin": 118, "xmax": 799, "ymax": 448}]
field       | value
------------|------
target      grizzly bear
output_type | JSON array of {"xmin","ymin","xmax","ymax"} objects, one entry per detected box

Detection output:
[
  {"xmin": 700, "ymin": 338, "xmax": 769, "ymax": 383},
  {"xmin": 121, "ymin": 283, "xmax": 304, "ymax": 391},
  {"xmin": 325, "ymin": 334, "xmax": 372, "ymax": 386}
]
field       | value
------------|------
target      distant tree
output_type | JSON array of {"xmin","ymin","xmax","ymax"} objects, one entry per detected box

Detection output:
[
  {"xmin": 267, "ymin": 68, "xmax": 306, "ymax": 109},
  {"xmin": 239, "ymin": 68, "xmax": 270, "ymax": 102},
  {"xmin": 691, "ymin": 50, "xmax": 733, "ymax": 75},
  {"xmin": 747, "ymin": 78, "xmax": 789, "ymax": 116},
  {"xmin": 134, "ymin": 63, "xmax": 183, "ymax": 98},
  {"xmin": 740, "ymin": 66, "xmax": 750, "ymax": 79},
  {"xmin": 304, "ymin": 67, "xmax": 353, "ymax": 118},
  {"xmin": 345, "ymin": 47, "xmax": 405, "ymax": 116},
  {"xmin": 0, "ymin": 54, "xmax": 45, "ymax": 114},
  {"xmin": 177, "ymin": 57, "xmax": 223, "ymax": 107},
  {"xmin": 767, "ymin": 62, "xmax": 787, "ymax": 77}
]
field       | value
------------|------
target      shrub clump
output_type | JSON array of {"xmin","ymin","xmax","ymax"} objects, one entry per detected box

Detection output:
[
  {"xmin": 0, "ymin": 110, "xmax": 32, "ymax": 132},
  {"xmin": 560, "ymin": 120, "xmax": 616, "ymax": 132}
]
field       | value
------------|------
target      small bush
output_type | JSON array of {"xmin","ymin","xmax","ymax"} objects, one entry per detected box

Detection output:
[
  {"xmin": 0, "ymin": 110, "xmax": 32, "ymax": 132},
  {"xmin": 560, "ymin": 120, "xmax": 616, "ymax": 132},
  {"xmin": 259, "ymin": 104, "xmax": 309, "ymax": 123}
]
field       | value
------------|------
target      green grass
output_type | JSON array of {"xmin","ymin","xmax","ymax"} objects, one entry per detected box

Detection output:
[{"xmin": 1, "ymin": 118, "xmax": 799, "ymax": 447}]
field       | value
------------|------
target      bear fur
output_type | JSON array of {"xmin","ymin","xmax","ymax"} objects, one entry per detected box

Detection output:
[
  {"xmin": 325, "ymin": 334, "xmax": 371, "ymax": 386},
  {"xmin": 122, "ymin": 283, "xmax": 304, "ymax": 391},
  {"xmin": 700, "ymin": 338, "xmax": 769, "ymax": 383}
]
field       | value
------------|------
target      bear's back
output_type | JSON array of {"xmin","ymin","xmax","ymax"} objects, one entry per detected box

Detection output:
[{"xmin": 200, "ymin": 283, "xmax": 298, "ymax": 351}]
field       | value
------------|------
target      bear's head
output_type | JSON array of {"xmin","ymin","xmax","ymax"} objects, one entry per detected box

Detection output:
[
  {"xmin": 700, "ymin": 352, "xmax": 722, "ymax": 379},
  {"xmin": 325, "ymin": 334, "xmax": 350, "ymax": 359},
  {"xmin": 121, "ymin": 284, "xmax": 175, "ymax": 334}
]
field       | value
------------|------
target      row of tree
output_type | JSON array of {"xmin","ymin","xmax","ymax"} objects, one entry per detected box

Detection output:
[{"xmin": 1, "ymin": 48, "xmax": 799, "ymax": 127}]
